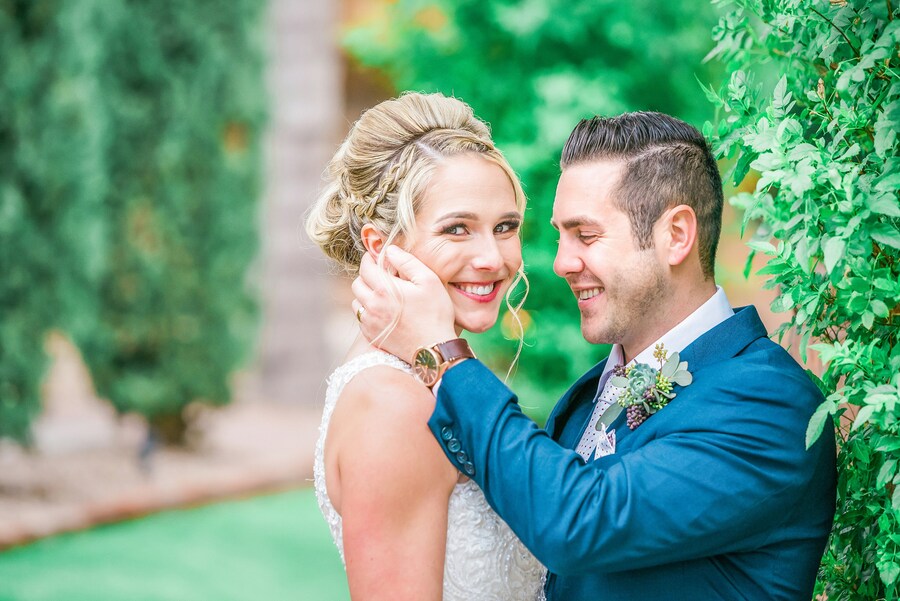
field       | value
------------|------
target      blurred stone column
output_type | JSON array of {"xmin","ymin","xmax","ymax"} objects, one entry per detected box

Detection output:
[{"xmin": 256, "ymin": 0, "xmax": 341, "ymax": 405}]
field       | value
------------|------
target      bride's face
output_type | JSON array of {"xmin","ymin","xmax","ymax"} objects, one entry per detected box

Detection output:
[{"xmin": 407, "ymin": 153, "xmax": 523, "ymax": 334}]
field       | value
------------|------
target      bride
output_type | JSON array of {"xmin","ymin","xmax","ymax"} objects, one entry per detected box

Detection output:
[{"xmin": 306, "ymin": 92, "xmax": 544, "ymax": 600}]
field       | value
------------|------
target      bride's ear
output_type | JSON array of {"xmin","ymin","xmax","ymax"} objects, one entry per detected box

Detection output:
[{"xmin": 360, "ymin": 223, "xmax": 387, "ymax": 259}]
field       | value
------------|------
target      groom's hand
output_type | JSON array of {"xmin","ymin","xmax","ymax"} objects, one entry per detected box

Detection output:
[{"xmin": 352, "ymin": 246, "xmax": 456, "ymax": 363}]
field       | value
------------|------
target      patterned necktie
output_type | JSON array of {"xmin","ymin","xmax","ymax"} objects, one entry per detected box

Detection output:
[{"xmin": 575, "ymin": 373, "xmax": 622, "ymax": 460}]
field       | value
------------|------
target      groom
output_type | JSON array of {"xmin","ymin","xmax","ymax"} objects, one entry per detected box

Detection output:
[{"xmin": 353, "ymin": 112, "xmax": 836, "ymax": 600}]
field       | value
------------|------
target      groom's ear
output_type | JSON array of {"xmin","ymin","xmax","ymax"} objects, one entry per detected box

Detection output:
[
  {"xmin": 658, "ymin": 204, "xmax": 698, "ymax": 267},
  {"xmin": 360, "ymin": 223, "xmax": 387, "ymax": 259}
]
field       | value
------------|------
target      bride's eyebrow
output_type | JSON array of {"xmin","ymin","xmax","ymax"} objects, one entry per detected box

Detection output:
[
  {"xmin": 434, "ymin": 211, "xmax": 522, "ymax": 222},
  {"xmin": 435, "ymin": 211, "xmax": 479, "ymax": 221}
]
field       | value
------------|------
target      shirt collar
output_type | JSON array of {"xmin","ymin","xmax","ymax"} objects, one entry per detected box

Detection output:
[{"xmin": 596, "ymin": 286, "xmax": 734, "ymax": 393}]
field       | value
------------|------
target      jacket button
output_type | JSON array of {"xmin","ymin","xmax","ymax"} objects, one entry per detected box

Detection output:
[
  {"xmin": 448, "ymin": 439, "xmax": 461, "ymax": 453},
  {"xmin": 441, "ymin": 426, "xmax": 453, "ymax": 441},
  {"xmin": 463, "ymin": 462, "xmax": 475, "ymax": 476},
  {"xmin": 456, "ymin": 451, "xmax": 468, "ymax": 463}
]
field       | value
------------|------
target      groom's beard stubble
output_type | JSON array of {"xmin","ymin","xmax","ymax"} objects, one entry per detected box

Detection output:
[{"xmin": 576, "ymin": 256, "xmax": 668, "ymax": 348}]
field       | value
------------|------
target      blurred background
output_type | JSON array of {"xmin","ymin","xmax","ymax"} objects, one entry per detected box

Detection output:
[{"xmin": 0, "ymin": 0, "xmax": 778, "ymax": 599}]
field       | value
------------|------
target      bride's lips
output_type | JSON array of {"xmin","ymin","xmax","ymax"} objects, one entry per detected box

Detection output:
[{"xmin": 450, "ymin": 281, "xmax": 502, "ymax": 303}]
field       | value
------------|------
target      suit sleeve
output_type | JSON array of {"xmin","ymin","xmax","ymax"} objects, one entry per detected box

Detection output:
[{"xmin": 427, "ymin": 358, "xmax": 830, "ymax": 575}]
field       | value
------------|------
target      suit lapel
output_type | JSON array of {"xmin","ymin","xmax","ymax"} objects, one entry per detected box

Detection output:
[
  {"xmin": 677, "ymin": 305, "xmax": 768, "ymax": 375},
  {"xmin": 545, "ymin": 359, "xmax": 607, "ymax": 440}
]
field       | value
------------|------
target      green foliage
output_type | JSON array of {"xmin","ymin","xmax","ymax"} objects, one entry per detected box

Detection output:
[
  {"xmin": 706, "ymin": 0, "xmax": 900, "ymax": 596},
  {"xmin": 0, "ymin": 0, "xmax": 111, "ymax": 443},
  {"xmin": 0, "ymin": 0, "xmax": 265, "ymax": 444},
  {"xmin": 345, "ymin": 0, "xmax": 721, "ymax": 420},
  {"xmin": 77, "ymin": 0, "xmax": 266, "ymax": 442}
]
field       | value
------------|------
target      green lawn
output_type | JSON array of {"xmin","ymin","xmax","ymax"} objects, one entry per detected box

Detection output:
[{"xmin": 0, "ymin": 488, "xmax": 349, "ymax": 601}]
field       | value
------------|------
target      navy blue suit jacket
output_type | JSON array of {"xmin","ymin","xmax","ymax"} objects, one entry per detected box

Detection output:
[{"xmin": 428, "ymin": 306, "xmax": 836, "ymax": 600}]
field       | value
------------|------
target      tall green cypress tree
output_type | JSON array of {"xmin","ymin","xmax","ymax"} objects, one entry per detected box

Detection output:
[
  {"xmin": 0, "ymin": 0, "xmax": 111, "ymax": 443},
  {"xmin": 77, "ymin": 0, "xmax": 266, "ymax": 443}
]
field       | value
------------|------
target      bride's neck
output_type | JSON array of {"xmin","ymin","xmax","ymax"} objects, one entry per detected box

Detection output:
[{"xmin": 344, "ymin": 333, "xmax": 387, "ymax": 362}]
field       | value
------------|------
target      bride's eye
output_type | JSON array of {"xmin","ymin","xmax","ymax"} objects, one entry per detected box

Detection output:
[
  {"xmin": 494, "ymin": 220, "xmax": 521, "ymax": 234},
  {"xmin": 442, "ymin": 223, "xmax": 468, "ymax": 235}
]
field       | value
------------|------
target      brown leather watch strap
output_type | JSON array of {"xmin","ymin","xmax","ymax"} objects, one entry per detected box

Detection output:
[{"xmin": 434, "ymin": 338, "xmax": 476, "ymax": 363}]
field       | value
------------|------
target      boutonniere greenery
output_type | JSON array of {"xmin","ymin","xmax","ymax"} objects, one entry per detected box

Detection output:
[{"xmin": 610, "ymin": 343, "xmax": 693, "ymax": 430}]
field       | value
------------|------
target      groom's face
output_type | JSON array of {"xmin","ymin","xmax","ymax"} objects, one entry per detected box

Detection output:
[{"xmin": 551, "ymin": 160, "xmax": 669, "ymax": 350}]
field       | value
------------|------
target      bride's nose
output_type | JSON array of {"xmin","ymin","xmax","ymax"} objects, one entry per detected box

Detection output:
[{"xmin": 470, "ymin": 235, "xmax": 504, "ymax": 271}]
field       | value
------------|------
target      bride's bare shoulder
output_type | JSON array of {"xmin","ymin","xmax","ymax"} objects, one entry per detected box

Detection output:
[
  {"xmin": 338, "ymin": 363, "xmax": 436, "ymax": 424},
  {"xmin": 332, "ymin": 364, "xmax": 456, "ymax": 488}
]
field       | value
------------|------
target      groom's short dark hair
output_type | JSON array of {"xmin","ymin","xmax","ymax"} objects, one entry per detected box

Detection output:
[{"xmin": 560, "ymin": 112, "xmax": 723, "ymax": 279}]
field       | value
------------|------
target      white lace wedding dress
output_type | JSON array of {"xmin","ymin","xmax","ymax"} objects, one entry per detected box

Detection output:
[{"xmin": 314, "ymin": 351, "xmax": 546, "ymax": 600}]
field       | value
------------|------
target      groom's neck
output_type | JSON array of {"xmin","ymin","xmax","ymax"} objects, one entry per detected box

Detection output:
[{"xmin": 621, "ymin": 279, "xmax": 717, "ymax": 364}]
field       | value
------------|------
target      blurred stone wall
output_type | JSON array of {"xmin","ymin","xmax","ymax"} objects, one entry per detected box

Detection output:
[{"xmin": 255, "ymin": 0, "xmax": 342, "ymax": 405}]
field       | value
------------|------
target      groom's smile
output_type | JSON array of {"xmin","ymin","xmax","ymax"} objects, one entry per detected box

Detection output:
[{"xmin": 576, "ymin": 286, "xmax": 603, "ymax": 301}]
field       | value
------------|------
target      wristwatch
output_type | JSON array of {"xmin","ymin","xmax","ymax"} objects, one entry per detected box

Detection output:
[{"xmin": 412, "ymin": 338, "xmax": 476, "ymax": 389}]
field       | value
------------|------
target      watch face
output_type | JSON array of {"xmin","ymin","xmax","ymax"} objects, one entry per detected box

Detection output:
[{"xmin": 414, "ymin": 348, "xmax": 440, "ymax": 386}]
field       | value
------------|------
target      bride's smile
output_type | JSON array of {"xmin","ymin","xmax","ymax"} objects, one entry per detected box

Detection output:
[{"xmin": 449, "ymin": 280, "xmax": 502, "ymax": 302}]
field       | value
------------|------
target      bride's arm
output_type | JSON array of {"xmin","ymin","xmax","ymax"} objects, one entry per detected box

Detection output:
[{"xmin": 334, "ymin": 367, "xmax": 458, "ymax": 601}]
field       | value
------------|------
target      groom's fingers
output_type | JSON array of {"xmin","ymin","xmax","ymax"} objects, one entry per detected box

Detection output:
[
  {"xmin": 384, "ymin": 245, "xmax": 441, "ymax": 288},
  {"xmin": 351, "ymin": 274, "xmax": 376, "ymax": 309},
  {"xmin": 357, "ymin": 252, "xmax": 380, "ymax": 290},
  {"xmin": 357, "ymin": 252, "xmax": 403, "ymax": 307}
]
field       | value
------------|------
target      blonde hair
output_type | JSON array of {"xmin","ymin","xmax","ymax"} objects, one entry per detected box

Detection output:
[{"xmin": 306, "ymin": 92, "xmax": 529, "ymax": 372}]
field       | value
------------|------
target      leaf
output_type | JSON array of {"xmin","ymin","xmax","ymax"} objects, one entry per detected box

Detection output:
[
  {"xmin": 875, "ymin": 122, "xmax": 896, "ymax": 158},
  {"xmin": 671, "ymin": 371, "xmax": 693, "ymax": 387},
  {"xmin": 823, "ymin": 237, "xmax": 846, "ymax": 275},
  {"xmin": 870, "ymin": 194, "xmax": 900, "ymax": 217},
  {"xmin": 875, "ymin": 277, "xmax": 896, "ymax": 291},
  {"xmin": 661, "ymin": 352, "xmax": 681, "ymax": 377},
  {"xmin": 877, "ymin": 459, "xmax": 897, "ymax": 488},
  {"xmin": 746, "ymin": 239, "xmax": 776, "ymax": 254},
  {"xmin": 750, "ymin": 152, "xmax": 783, "ymax": 172},
  {"xmin": 862, "ymin": 311, "xmax": 875, "ymax": 330},
  {"xmin": 609, "ymin": 376, "xmax": 628, "ymax": 388},
  {"xmin": 852, "ymin": 404, "xmax": 876, "ymax": 430},
  {"xmin": 742, "ymin": 251, "xmax": 755, "ymax": 279},
  {"xmin": 696, "ymin": 76, "xmax": 723, "ymax": 107},
  {"xmin": 871, "ymin": 225, "xmax": 900, "ymax": 250},
  {"xmin": 799, "ymin": 328, "xmax": 812, "ymax": 364},
  {"xmin": 871, "ymin": 299, "xmax": 890, "ymax": 318},
  {"xmin": 876, "ymin": 436, "xmax": 900, "ymax": 453},
  {"xmin": 772, "ymin": 75, "xmax": 792, "ymax": 115},
  {"xmin": 875, "ymin": 172, "xmax": 900, "ymax": 193},
  {"xmin": 806, "ymin": 401, "xmax": 833, "ymax": 449},
  {"xmin": 880, "ymin": 557, "xmax": 900, "ymax": 591}
]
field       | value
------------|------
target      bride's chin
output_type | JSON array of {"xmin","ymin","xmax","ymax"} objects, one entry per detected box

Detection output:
[{"xmin": 455, "ymin": 317, "xmax": 498, "ymax": 335}]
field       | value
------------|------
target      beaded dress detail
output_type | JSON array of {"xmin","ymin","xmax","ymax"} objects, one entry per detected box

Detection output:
[{"xmin": 314, "ymin": 351, "xmax": 546, "ymax": 600}]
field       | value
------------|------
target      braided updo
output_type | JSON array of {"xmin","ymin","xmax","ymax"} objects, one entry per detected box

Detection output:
[{"xmin": 306, "ymin": 92, "xmax": 525, "ymax": 274}]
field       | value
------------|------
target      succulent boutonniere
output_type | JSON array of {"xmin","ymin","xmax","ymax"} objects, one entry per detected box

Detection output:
[{"xmin": 610, "ymin": 343, "xmax": 693, "ymax": 430}]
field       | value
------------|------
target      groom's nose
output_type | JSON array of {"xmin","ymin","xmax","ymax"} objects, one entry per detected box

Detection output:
[{"xmin": 553, "ymin": 238, "xmax": 583, "ymax": 277}]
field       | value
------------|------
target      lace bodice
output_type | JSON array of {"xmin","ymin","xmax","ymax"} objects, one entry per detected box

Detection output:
[{"xmin": 314, "ymin": 351, "xmax": 546, "ymax": 600}]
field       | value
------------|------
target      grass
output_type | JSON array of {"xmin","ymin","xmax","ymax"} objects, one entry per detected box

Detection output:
[{"xmin": 0, "ymin": 487, "xmax": 349, "ymax": 601}]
